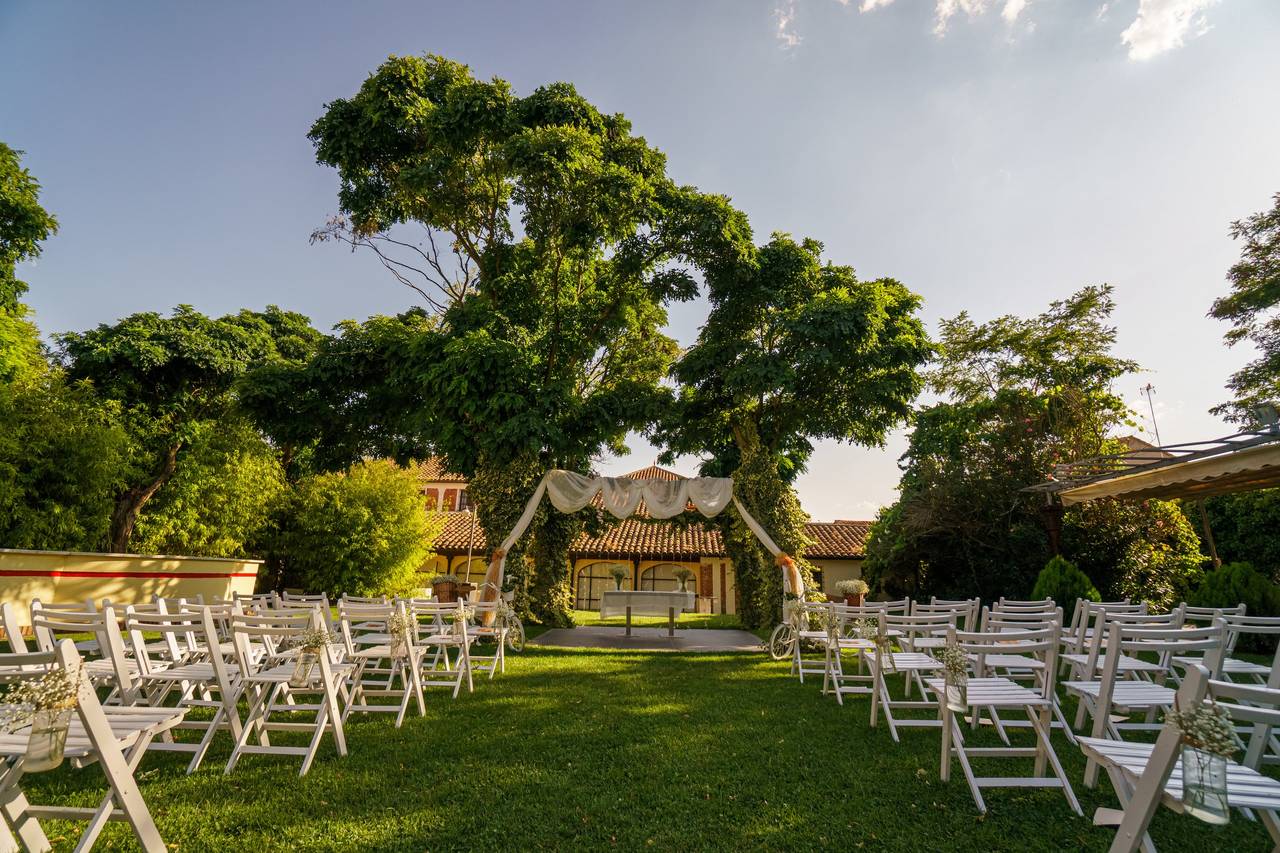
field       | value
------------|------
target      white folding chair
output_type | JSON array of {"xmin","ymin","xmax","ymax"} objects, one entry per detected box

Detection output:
[
  {"xmin": 123, "ymin": 605, "xmax": 244, "ymax": 773},
  {"xmin": 867, "ymin": 613, "xmax": 951, "ymax": 741},
  {"xmin": 29, "ymin": 602, "xmax": 141, "ymax": 704},
  {"xmin": 973, "ymin": 607, "xmax": 1075, "ymax": 745},
  {"xmin": 1063, "ymin": 609, "xmax": 1185, "ymax": 705},
  {"xmin": 925, "ymin": 597, "xmax": 981, "ymax": 632},
  {"xmin": 822, "ymin": 603, "xmax": 888, "ymax": 703},
  {"xmin": 403, "ymin": 600, "xmax": 475, "ymax": 699},
  {"xmin": 926, "ymin": 626, "xmax": 1082, "ymax": 816},
  {"xmin": 0, "ymin": 640, "xmax": 184, "ymax": 853},
  {"xmin": 1080, "ymin": 663, "xmax": 1280, "ymax": 853},
  {"xmin": 337, "ymin": 600, "xmax": 425, "ymax": 727},
  {"xmin": 468, "ymin": 600, "xmax": 509, "ymax": 678},
  {"xmin": 224, "ymin": 610, "xmax": 351, "ymax": 776}
]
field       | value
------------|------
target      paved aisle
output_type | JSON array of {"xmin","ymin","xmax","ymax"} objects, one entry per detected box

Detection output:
[{"xmin": 528, "ymin": 626, "xmax": 762, "ymax": 652}]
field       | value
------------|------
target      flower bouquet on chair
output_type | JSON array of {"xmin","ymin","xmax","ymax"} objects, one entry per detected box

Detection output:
[
  {"xmin": 388, "ymin": 612, "xmax": 415, "ymax": 659},
  {"xmin": 0, "ymin": 668, "xmax": 83, "ymax": 772},
  {"xmin": 1165, "ymin": 697, "xmax": 1242, "ymax": 825},
  {"xmin": 937, "ymin": 642, "xmax": 969, "ymax": 714},
  {"xmin": 289, "ymin": 627, "xmax": 336, "ymax": 688}
]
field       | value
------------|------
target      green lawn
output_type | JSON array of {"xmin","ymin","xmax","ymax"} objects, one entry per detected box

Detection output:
[{"xmin": 17, "ymin": 646, "xmax": 1276, "ymax": 851}]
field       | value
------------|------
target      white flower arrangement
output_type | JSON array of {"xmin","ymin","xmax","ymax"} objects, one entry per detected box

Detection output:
[
  {"xmin": 292, "ymin": 627, "xmax": 337, "ymax": 652},
  {"xmin": 0, "ymin": 668, "xmax": 82, "ymax": 733},
  {"xmin": 936, "ymin": 643, "xmax": 969, "ymax": 681},
  {"xmin": 835, "ymin": 579, "xmax": 869, "ymax": 598},
  {"xmin": 1165, "ymin": 700, "xmax": 1242, "ymax": 759}
]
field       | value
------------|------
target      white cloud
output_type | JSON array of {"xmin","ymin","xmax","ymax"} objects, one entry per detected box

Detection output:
[
  {"xmin": 859, "ymin": 0, "xmax": 896, "ymax": 10},
  {"xmin": 774, "ymin": 0, "xmax": 803, "ymax": 49},
  {"xmin": 1120, "ymin": 0, "xmax": 1218, "ymax": 60}
]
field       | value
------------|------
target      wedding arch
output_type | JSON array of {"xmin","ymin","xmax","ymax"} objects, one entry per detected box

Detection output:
[{"xmin": 477, "ymin": 470, "xmax": 803, "ymax": 610}]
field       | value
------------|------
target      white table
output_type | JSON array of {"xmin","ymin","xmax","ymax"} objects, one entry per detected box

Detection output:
[{"xmin": 600, "ymin": 590, "xmax": 696, "ymax": 637}]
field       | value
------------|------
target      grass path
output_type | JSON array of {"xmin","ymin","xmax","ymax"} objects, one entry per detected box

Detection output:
[{"xmin": 19, "ymin": 647, "xmax": 1275, "ymax": 851}]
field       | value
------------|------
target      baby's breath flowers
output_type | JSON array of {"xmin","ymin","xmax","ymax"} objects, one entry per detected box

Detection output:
[
  {"xmin": 0, "ymin": 668, "xmax": 82, "ymax": 733},
  {"xmin": 1165, "ymin": 699, "xmax": 1242, "ymax": 758}
]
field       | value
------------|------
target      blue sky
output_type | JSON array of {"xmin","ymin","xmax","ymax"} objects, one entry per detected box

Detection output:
[{"xmin": 3, "ymin": 1, "xmax": 1279, "ymax": 521}]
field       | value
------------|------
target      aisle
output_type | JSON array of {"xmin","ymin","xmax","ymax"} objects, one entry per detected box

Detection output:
[{"xmin": 529, "ymin": 625, "xmax": 761, "ymax": 652}]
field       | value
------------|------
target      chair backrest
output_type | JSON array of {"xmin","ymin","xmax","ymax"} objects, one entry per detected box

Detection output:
[
  {"xmin": 339, "ymin": 593, "xmax": 389, "ymax": 605},
  {"xmin": 950, "ymin": 625, "xmax": 1061, "ymax": 698},
  {"xmin": 274, "ymin": 597, "xmax": 336, "ymax": 634},
  {"xmin": 884, "ymin": 612, "xmax": 957, "ymax": 643},
  {"xmin": 233, "ymin": 591, "xmax": 280, "ymax": 611},
  {"xmin": 229, "ymin": 609, "xmax": 320, "ymax": 672},
  {"xmin": 1218, "ymin": 613, "xmax": 1280, "ymax": 656},
  {"xmin": 1066, "ymin": 598, "xmax": 1132, "ymax": 632},
  {"xmin": 125, "ymin": 605, "xmax": 232, "ymax": 687},
  {"xmin": 29, "ymin": 601, "xmax": 135, "ymax": 699},
  {"xmin": 1095, "ymin": 620, "xmax": 1226, "ymax": 699},
  {"xmin": 980, "ymin": 605, "xmax": 1064, "ymax": 634},
  {"xmin": 403, "ymin": 599, "xmax": 470, "ymax": 642},
  {"xmin": 281, "ymin": 591, "xmax": 330, "ymax": 605},
  {"xmin": 336, "ymin": 600, "xmax": 398, "ymax": 653},
  {"xmin": 1182, "ymin": 603, "xmax": 1246, "ymax": 622},
  {"xmin": 876, "ymin": 597, "xmax": 911, "ymax": 616},
  {"xmin": 1, "ymin": 602, "xmax": 29, "ymax": 653},
  {"xmin": 926, "ymin": 597, "xmax": 981, "ymax": 630},
  {"xmin": 1068, "ymin": 600, "xmax": 1155, "ymax": 652}
]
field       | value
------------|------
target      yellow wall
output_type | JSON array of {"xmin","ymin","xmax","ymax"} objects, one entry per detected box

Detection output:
[
  {"xmin": 0, "ymin": 548, "xmax": 263, "ymax": 627},
  {"xmin": 810, "ymin": 558, "xmax": 865, "ymax": 596}
]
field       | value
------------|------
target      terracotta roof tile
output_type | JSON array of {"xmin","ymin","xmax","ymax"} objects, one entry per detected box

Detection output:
[
  {"xmin": 431, "ymin": 511, "xmax": 870, "ymax": 560},
  {"xmin": 415, "ymin": 457, "xmax": 469, "ymax": 484}
]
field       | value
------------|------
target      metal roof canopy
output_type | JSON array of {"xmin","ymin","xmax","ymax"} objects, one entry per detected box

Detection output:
[{"xmin": 1026, "ymin": 429, "xmax": 1280, "ymax": 506}]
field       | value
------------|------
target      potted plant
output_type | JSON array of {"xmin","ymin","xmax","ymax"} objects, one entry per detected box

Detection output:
[
  {"xmin": 288, "ymin": 626, "xmax": 336, "ymax": 688},
  {"xmin": 1165, "ymin": 698, "xmax": 1241, "ymax": 824},
  {"xmin": 609, "ymin": 565, "xmax": 628, "ymax": 591},
  {"xmin": 672, "ymin": 567, "xmax": 695, "ymax": 593},
  {"xmin": 0, "ymin": 668, "xmax": 82, "ymax": 772},
  {"xmin": 431, "ymin": 573, "xmax": 461, "ymax": 603},
  {"xmin": 937, "ymin": 642, "xmax": 969, "ymax": 713},
  {"xmin": 835, "ymin": 578, "xmax": 869, "ymax": 607}
]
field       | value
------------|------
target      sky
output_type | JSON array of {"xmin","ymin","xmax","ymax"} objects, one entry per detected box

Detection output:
[{"xmin": 3, "ymin": 0, "xmax": 1279, "ymax": 522}]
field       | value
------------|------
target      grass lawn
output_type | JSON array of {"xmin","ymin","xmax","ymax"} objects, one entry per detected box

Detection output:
[{"xmin": 17, "ymin": 645, "xmax": 1276, "ymax": 851}]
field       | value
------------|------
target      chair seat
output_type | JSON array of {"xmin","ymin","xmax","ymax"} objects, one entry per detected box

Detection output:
[
  {"xmin": 1061, "ymin": 652, "xmax": 1165, "ymax": 673},
  {"xmin": 910, "ymin": 637, "xmax": 947, "ymax": 649},
  {"xmin": 1063, "ymin": 680, "xmax": 1175, "ymax": 708},
  {"xmin": 1077, "ymin": 736, "xmax": 1280, "ymax": 811},
  {"xmin": 0, "ymin": 707, "xmax": 186, "ymax": 761},
  {"xmin": 865, "ymin": 650, "xmax": 941, "ymax": 671},
  {"xmin": 245, "ymin": 661, "xmax": 355, "ymax": 683},
  {"xmin": 83, "ymin": 658, "xmax": 143, "ymax": 679},
  {"xmin": 924, "ymin": 676, "xmax": 1049, "ymax": 708},
  {"xmin": 137, "ymin": 661, "xmax": 240, "ymax": 682},
  {"xmin": 1171, "ymin": 655, "xmax": 1271, "ymax": 678},
  {"xmin": 983, "ymin": 653, "xmax": 1044, "ymax": 671}
]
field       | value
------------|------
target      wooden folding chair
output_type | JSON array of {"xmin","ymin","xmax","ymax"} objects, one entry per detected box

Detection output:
[
  {"xmin": 0, "ymin": 640, "xmax": 184, "ymax": 852},
  {"xmin": 1080, "ymin": 663, "xmax": 1280, "ymax": 853},
  {"xmin": 468, "ymin": 600, "xmax": 509, "ymax": 678},
  {"xmin": 792, "ymin": 600, "xmax": 836, "ymax": 685},
  {"xmin": 1066, "ymin": 619, "xmax": 1226, "ymax": 788},
  {"xmin": 867, "ymin": 613, "xmax": 950, "ymax": 741},
  {"xmin": 926, "ymin": 626, "xmax": 1082, "ymax": 816},
  {"xmin": 822, "ymin": 603, "xmax": 888, "ymax": 703},
  {"xmin": 925, "ymin": 597, "xmax": 981, "ymax": 632},
  {"xmin": 224, "ymin": 610, "xmax": 351, "ymax": 776},
  {"xmin": 337, "ymin": 600, "xmax": 425, "ymax": 727},
  {"xmin": 29, "ymin": 602, "xmax": 141, "ymax": 704},
  {"xmin": 405, "ymin": 600, "xmax": 475, "ymax": 699},
  {"xmin": 123, "ymin": 605, "xmax": 244, "ymax": 773},
  {"xmin": 972, "ymin": 607, "xmax": 1075, "ymax": 745},
  {"xmin": 1063, "ymin": 609, "xmax": 1185, "ymax": 707}
]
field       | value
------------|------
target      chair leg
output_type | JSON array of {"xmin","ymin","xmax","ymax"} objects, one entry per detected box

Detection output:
[
  {"xmin": 0, "ymin": 770, "xmax": 51, "ymax": 853},
  {"xmin": 1028, "ymin": 705, "xmax": 1082, "ymax": 817}
]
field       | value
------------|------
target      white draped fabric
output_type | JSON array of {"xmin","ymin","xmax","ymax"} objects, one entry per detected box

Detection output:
[{"xmin": 480, "ymin": 469, "xmax": 789, "ymax": 603}]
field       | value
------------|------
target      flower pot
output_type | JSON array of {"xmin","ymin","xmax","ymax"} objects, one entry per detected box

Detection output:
[
  {"xmin": 24, "ymin": 708, "xmax": 72, "ymax": 773},
  {"xmin": 1181, "ymin": 745, "xmax": 1230, "ymax": 824},
  {"xmin": 433, "ymin": 581, "xmax": 458, "ymax": 603},
  {"xmin": 843, "ymin": 593, "xmax": 865, "ymax": 607},
  {"xmin": 289, "ymin": 648, "xmax": 320, "ymax": 688},
  {"xmin": 944, "ymin": 674, "xmax": 968, "ymax": 713}
]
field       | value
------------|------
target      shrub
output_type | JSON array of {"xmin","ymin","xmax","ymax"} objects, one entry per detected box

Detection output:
[
  {"xmin": 275, "ymin": 459, "xmax": 441, "ymax": 597},
  {"xmin": 1030, "ymin": 555, "xmax": 1101, "ymax": 610},
  {"xmin": 1188, "ymin": 561, "xmax": 1280, "ymax": 653}
]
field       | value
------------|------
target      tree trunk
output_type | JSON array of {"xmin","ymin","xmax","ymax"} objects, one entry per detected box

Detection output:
[{"xmin": 107, "ymin": 442, "xmax": 182, "ymax": 552}]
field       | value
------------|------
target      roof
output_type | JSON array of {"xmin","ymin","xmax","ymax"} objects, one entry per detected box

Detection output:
[
  {"xmin": 620, "ymin": 465, "xmax": 687, "ymax": 481},
  {"xmin": 415, "ymin": 457, "xmax": 469, "ymax": 484},
  {"xmin": 1029, "ymin": 429, "xmax": 1280, "ymax": 505},
  {"xmin": 431, "ymin": 511, "xmax": 870, "ymax": 560}
]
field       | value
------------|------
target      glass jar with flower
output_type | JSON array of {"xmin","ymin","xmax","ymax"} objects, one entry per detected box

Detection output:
[
  {"xmin": 1165, "ymin": 698, "xmax": 1242, "ymax": 824},
  {"xmin": 0, "ymin": 668, "xmax": 83, "ymax": 772},
  {"xmin": 289, "ymin": 627, "xmax": 336, "ymax": 688},
  {"xmin": 937, "ymin": 643, "xmax": 969, "ymax": 713}
]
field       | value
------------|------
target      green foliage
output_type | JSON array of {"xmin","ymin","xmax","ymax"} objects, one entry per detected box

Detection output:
[
  {"xmin": 1209, "ymin": 192, "xmax": 1280, "ymax": 424},
  {"xmin": 864, "ymin": 287, "xmax": 1157, "ymax": 602},
  {"xmin": 273, "ymin": 459, "xmax": 440, "ymax": 597},
  {"xmin": 0, "ymin": 142, "xmax": 58, "ymax": 314},
  {"xmin": 57, "ymin": 305, "xmax": 320, "ymax": 550},
  {"xmin": 1030, "ymin": 555, "xmax": 1100, "ymax": 610},
  {"xmin": 1188, "ymin": 561, "xmax": 1280, "ymax": 617},
  {"xmin": 0, "ymin": 374, "xmax": 126, "ymax": 550},
  {"xmin": 1063, "ymin": 498, "xmax": 1205, "ymax": 610},
  {"xmin": 131, "ymin": 421, "xmax": 288, "ymax": 558},
  {"xmin": 309, "ymin": 55, "xmax": 748, "ymax": 624},
  {"xmin": 1191, "ymin": 489, "xmax": 1280, "ymax": 572}
]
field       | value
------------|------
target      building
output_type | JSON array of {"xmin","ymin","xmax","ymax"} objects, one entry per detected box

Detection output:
[{"xmin": 418, "ymin": 460, "xmax": 870, "ymax": 615}]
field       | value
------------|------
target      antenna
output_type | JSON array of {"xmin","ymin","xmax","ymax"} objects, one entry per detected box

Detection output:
[{"xmin": 1139, "ymin": 383, "xmax": 1162, "ymax": 446}]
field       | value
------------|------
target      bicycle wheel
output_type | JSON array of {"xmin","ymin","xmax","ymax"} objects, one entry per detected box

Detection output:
[
  {"xmin": 767, "ymin": 623, "xmax": 794, "ymax": 660},
  {"xmin": 506, "ymin": 618, "xmax": 525, "ymax": 652}
]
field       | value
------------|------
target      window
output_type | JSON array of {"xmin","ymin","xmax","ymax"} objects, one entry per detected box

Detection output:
[
  {"xmin": 638, "ymin": 563, "xmax": 688, "ymax": 592},
  {"xmin": 575, "ymin": 562, "xmax": 630, "ymax": 611},
  {"xmin": 457, "ymin": 489, "xmax": 471, "ymax": 511}
]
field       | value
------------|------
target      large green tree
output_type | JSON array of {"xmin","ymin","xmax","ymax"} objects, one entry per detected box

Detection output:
[
  {"xmin": 1210, "ymin": 191, "xmax": 1280, "ymax": 424},
  {"xmin": 0, "ymin": 142, "xmax": 58, "ymax": 384},
  {"xmin": 656, "ymin": 234, "xmax": 931, "ymax": 627},
  {"xmin": 308, "ymin": 55, "xmax": 746, "ymax": 624},
  {"xmin": 56, "ymin": 305, "xmax": 320, "ymax": 551},
  {"xmin": 863, "ymin": 286, "xmax": 1204, "ymax": 606}
]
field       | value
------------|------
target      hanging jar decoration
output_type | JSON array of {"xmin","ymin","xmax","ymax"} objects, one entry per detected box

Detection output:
[{"xmin": 1165, "ymin": 698, "xmax": 1240, "ymax": 825}]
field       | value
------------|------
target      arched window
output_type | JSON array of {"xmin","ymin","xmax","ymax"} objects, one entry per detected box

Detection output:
[
  {"xmin": 575, "ymin": 561, "xmax": 630, "ymax": 611},
  {"xmin": 638, "ymin": 563, "xmax": 689, "ymax": 592},
  {"xmin": 454, "ymin": 558, "xmax": 487, "ymax": 588}
]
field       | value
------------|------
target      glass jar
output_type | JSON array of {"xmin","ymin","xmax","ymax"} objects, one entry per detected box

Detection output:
[
  {"xmin": 289, "ymin": 648, "xmax": 320, "ymax": 688},
  {"xmin": 1181, "ymin": 745, "xmax": 1230, "ymax": 825},
  {"xmin": 390, "ymin": 635, "xmax": 409, "ymax": 659},
  {"xmin": 25, "ymin": 708, "xmax": 73, "ymax": 773},
  {"xmin": 945, "ymin": 673, "xmax": 968, "ymax": 713}
]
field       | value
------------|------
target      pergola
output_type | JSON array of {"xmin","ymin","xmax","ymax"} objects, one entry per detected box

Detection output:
[{"xmin": 1026, "ymin": 427, "xmax": 1280, "ymax": 565}]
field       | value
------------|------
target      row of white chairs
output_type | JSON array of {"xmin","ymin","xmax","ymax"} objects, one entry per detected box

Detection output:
[{"xmin": 783, "ymin": 594, "xmax": 1280, "ymax": 851}]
